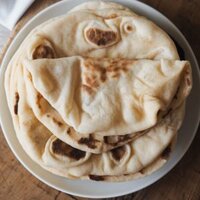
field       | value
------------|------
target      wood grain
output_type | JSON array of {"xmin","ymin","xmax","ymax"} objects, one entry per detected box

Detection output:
[{"xmin": 0, "ymin": 0, "xmax": 200, "ymax": 199}]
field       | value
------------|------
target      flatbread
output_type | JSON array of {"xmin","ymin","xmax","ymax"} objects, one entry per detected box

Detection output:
[
  {"xmin": 24, "ymin": 57, "xmax": 191, "ymax": 136},
  {"xmin": 4, "ymin": 1, "xmax": 192, "ymax": 181},
  {"xmin": 22, "ymin": 57, "xmax": 191, "ymax": 153},
  {"xmin": 8, "ymin": 56, "xmax": 185, "ymax": 181}
]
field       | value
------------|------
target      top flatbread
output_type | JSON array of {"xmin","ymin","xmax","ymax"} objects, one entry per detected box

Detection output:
[{"xmin": 24, "ymin": 57, "xmax": 191, "ymax": 135}]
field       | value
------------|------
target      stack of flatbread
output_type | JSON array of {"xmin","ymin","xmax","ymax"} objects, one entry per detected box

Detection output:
[{"xmin": 5, "ymin": 1, "xmax": 192, "ymax": 181}]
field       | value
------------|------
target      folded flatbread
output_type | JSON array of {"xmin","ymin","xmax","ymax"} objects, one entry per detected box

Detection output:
[{"xmin": 24, "ymin": 57, "xmax": 191, "ymax": 135}]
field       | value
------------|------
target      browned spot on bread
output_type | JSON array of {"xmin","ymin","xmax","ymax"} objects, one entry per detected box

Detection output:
[
  {"xmin": 161, "ymin": 145, "xmax": 171, "ymax": 159},
  {"xmin": 52, "ymin": 117, "xmax": 63, "ymax": 127},
  {"xmin": 67, "ymin": 127, "xmax": 71, "ymax": 134},
  {"xmin": 86, "ymin": 28, "xmax": 117, "ymax": 46},
  {"xmin": 32, "ymin": 45, "xmax": 55, "ymax": 59},
  {"xmin": 89, "ymin": 175, "xmax": 104, "ymax": 181},
  {"xmin": 107, "ymin": 65, "xmax": 120, "ymax": 72},
  {"xmin": 83, "ymin": 61, "xmax": 106, "ymax": 92},
  {"xmin": 52, "ymin": 139, "xmax": 86, "ymax": 160},
  {"xmin": 122, "ymin": 66, "xmax": 128, "ymax": 72},
  {"xmin": 82, "ymin": 59, "xmax": 131, "ymax": 94},
  {"xmin": 126, "ymin": 25, "xmax": 133, "ymax": 31},
  {"xmin": 107, "ymin": 60, "xmax": 130, "ymax": 75},
  {"xmin": 84, "ymin": 60, "xmax": 96, "ymax": 71},
  {"xmin": 111, "ymin": 146, "xmax": 126, "ymax": 161},
  {"xmin": 85, "ymin": 76, "xmax": 99, "ymax": 88},
  {"xmin": 14, "ymin": 92, "xmax": 19, "ymax": 115},
  {"xmin": 104, "ymin": 134, "xmax": 131, "ymax": 146},
  {"xmin": 36, "ymin": 93, "xmax": 43, "ymax": 110},
  {"xmin": 100, "ymin": 71, "xmax": 107, "ymax": 82},
  {"xmin": 92, "ymin": 74, "xmax": 97, "ymax": 79},
  {"xmin": 121, "ymin": 61, "xmax": 129, "ymax": 70},
  {"xmin": 46, "ymin": 113, "xmax": 63, "ymax": 126},
  {"xmin": 139, "ymin": 169, "xmax": 145, "ymax": 174},
  {"xmin": 84, "ymin": 59, "xmax": 106, "ymax": 74},
  {"xmin": 111, "ymin": 73, "xmax": 120, "ymax": 78},
  {"xmin": 111, "ymin": 59, "xmax": 120, "ymax": 64},
  {"xmin": 78, "ymin": 134, "xmax": 99, "ymax": 149},
  {"xmin": 27, "ymin": 72, "xmax": 32, "ymax": 81},
  {"xmin": 82, "ymin": 84, "xmax": 94, "ymax": 94}
]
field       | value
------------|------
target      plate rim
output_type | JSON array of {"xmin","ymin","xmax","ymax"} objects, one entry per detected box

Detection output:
[{"xmin": 0, "ymin": 0, "xmax": 200, "ymax": 198}]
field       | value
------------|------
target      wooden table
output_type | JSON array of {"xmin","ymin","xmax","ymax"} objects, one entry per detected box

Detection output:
[{"xmin": 0, "ymin": 0, "xmax": 200, "ymax": 199}]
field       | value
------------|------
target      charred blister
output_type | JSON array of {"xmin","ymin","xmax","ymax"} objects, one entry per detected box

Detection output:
[
  {"xmin": 89, "ymin": 174, "xmax": 105, "ymax": 181},
  {"xmin": 36, "ymin": 92, "xmax": 43, "ymax": 110},
  {"xmin": 110, "ymin": 146, "xmax": 126, "ymax": 161},
  {"xmin": 78, "ymin": 134, "xmax": 99, "ymax": 149},
  {"xmin": 14, "ymin": 92, "xmax": 20, "ymax": 115},
  {"xmin": 67, "ymin": 127, "xmax": 71, "ymax": 134},
  {"xmin": 52, "ymin": 117, "xmax": 63, "ymax": 127},
  {"xmin": 86, "ymin": 28, "xmax": 118, "ymax": 47},
  {"xmin": 32, "ymin": 44, "xmax": 56, "ymax": 59},
  {"xmin": 52, "ymin": 139, "xmax": 86, "ymax": 160},
  {"xmin": 82, "ymin": 59, "xmax": 131, "ymax": 95}
]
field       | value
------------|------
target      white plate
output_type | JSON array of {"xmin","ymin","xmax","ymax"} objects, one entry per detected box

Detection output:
[{"xmin": 0, "ymin": 0, "xmax": 200, "ymax": 198}]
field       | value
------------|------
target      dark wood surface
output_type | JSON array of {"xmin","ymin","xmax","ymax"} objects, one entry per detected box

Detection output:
[{"xmin": 0, "ymin": 0, "xmax": 200, "ymax": 199}]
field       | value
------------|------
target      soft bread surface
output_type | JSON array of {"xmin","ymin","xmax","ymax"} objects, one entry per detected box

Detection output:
[{"xmin": 4, "ymin": 1, "xmax": 192, "ymax": 181}]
